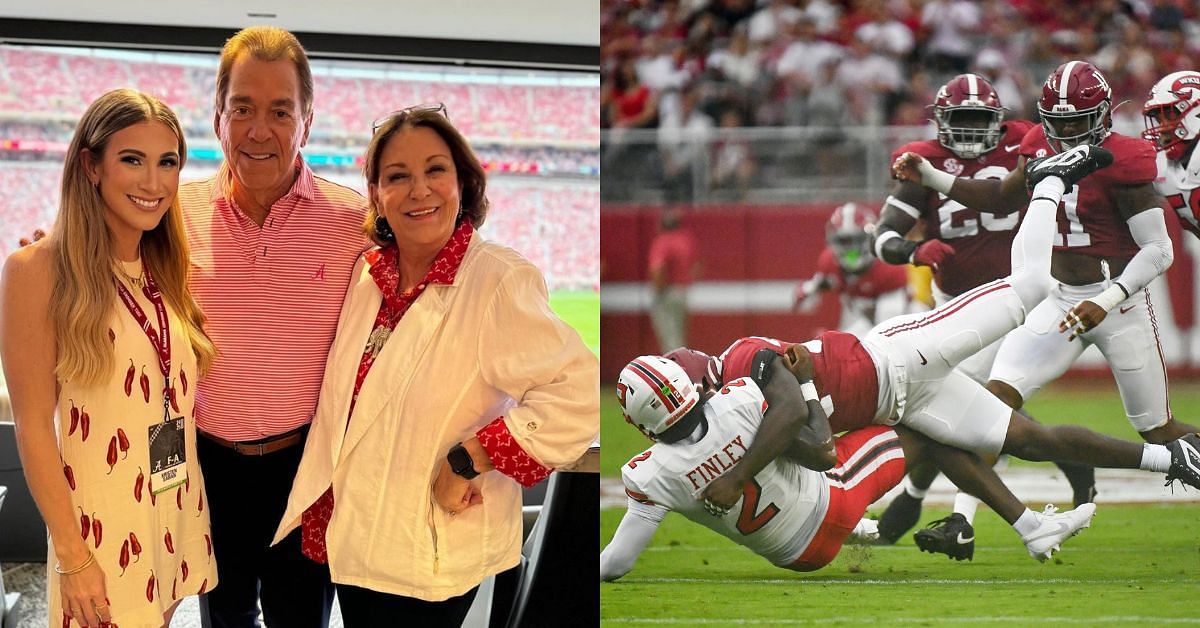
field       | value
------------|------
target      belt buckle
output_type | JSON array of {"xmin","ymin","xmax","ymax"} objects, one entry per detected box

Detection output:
[{"xmin": 236, "ymin": 442, "xmax": 267, "ymax": 456}]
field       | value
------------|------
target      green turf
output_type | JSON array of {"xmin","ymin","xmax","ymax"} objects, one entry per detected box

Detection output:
[
  {"xmin": 601, "ymin": 381, "xmax": 1200, "ymax": 477},
  {"xmin": 601, "ymin": 381, "xmax": 1200, "ymax": 624},
  {"xmin": 550, "ymin": 290, "xmax": 599, "ymax": 356},
  {"xmin": 601, "ymin": 503, "xmax": 1200, "ymax": 625}
]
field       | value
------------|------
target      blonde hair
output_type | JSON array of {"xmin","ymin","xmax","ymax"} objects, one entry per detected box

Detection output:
[
  {"xmin": 362, "ymin": 108, "xmax": 489, "ymax": 246},
  {"xmin": 215, "ymin": 26, "xmax": 314, "ymax": 116},
  {"xmin": 49, "ymin": 88, "xmax": 216, "ymax": 386}
]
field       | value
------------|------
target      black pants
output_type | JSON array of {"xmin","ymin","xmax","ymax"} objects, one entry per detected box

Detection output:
[
  {"xmin": 197, "ymin": 432, "xmax": 335, "ymax": 628},
  {"xmin": 335, "ymin": 583, "xmax": 478, "ymax": 628}
]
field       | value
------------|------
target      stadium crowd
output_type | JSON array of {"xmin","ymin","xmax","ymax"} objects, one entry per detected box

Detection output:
[{"xmin": 601, "ymin": 0, "xmax": 1197, "ymax": 132}]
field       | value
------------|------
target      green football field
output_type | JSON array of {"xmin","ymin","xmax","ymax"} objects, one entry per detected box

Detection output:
[
  {"xmin": 600, "ymin": 380, "xmax": 1200, "ymax": 625},
  {"xmin": 550, "ymin": 290, "xmax": 599, "ymax": 356}
]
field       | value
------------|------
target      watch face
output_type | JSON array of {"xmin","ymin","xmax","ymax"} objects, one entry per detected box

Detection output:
[{"xmin": 449, "ymin": 444, "xmax": 477, "ymax": 478}]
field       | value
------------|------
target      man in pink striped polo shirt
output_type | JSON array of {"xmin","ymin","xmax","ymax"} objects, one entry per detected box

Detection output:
[{"xmin": 180, "ymin": 27, "xmax": 366, "ymax": 628}]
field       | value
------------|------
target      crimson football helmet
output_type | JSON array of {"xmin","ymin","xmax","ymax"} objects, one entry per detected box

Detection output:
[
  {"xmin": 933, "ymin": 73, "xmax": 1005, "ymax": 159},
  {"xmin": 1037, "ymin": 60, "xmax": 1113, "ymax": 152},
  {"xmin": 1143, "ymin": 70, "xmax": 1200, "ymax": 161},
  {"xmin": 663, "ymin": 347, "xmax": 721, "ymax": 391},
  {"xmin": 827, "ymin": 202, "xmax": 876, "ymax": 274},
  {"xmin": 616, "ymin": 356, "xmax": 701, "ymax": 443}
]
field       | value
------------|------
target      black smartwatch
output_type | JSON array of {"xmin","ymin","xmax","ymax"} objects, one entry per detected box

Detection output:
[{"xmin": 447, "ymin": 442, "xmax": 479, "ymax": 479}]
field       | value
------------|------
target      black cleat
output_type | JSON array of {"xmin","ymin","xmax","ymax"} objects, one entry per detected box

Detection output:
[
  {"xmin": 1166, "ymin": 433, "xmax": 1200, "ymax": 490},
  {"xmin": 1054, "ymin": 460, "xmax": 1097, "ymax": 508},
  {"xmin": 876, "ymin": 491, "xmax": 923, "ymax": 545},
  {"xmin": 1025, "ymin": 144, "xmax": 1114, "ymax": 189},
  {"xmin": 914, "ymin": 513, "xmax": 975, "ymax": 561}
]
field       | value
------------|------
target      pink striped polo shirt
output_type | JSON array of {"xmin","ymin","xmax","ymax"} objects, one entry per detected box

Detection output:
[{"xmin": 180, "ymin": 159, "xmax": 369, "ymax": 440}]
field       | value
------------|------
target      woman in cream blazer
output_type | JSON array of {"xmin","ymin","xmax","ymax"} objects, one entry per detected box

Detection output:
[{"xmin": 272, "ymin": 105, "xmax": 598, "ymax": 625}]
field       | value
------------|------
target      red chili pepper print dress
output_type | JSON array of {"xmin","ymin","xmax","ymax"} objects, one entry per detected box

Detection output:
[{"xmin": 47, "ymin": 259, "xmax": 217, "ymax": 627}]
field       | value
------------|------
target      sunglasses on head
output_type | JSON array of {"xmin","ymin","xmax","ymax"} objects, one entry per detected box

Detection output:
[{"xmin": 371, "ymin": 103, "xmax": 449, "ymax": 133}]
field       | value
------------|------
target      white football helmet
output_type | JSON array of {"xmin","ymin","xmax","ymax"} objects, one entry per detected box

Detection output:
[
  {"xmin": 616, "ymin": 355, "xmax": 700, "ymax": 443},
  {"xmin": 1143, "ymin": 70, "xmax": 1200, "ymax": 161}
]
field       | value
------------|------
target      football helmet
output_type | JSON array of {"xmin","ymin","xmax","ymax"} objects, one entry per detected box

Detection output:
[
  {"xmin": 616, "ymin": 355, "xmax": 701, "ymax": 443},
  {"xmin": 1037, "ymin": 61, "xmax": 1113, "ymax": 152},
  {"xmin": 827, "ymin": 202, "xmax": 876, "ymax": 274},
  {"xmin": 933, "ymin": 73, "xmax": 1005, "ymax": 159},
  {"xmin": 663, "ymin": 347, "xmax": 721, "ymax": 390},
  {"xmin": 1143, "ymin": 70, "xmax": 1200, "ymax": 161}
]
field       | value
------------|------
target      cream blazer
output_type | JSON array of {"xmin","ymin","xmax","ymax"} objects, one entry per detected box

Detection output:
[{"xmin": 272, "ymin": 235, "xmax": 599, "ymax": 601}]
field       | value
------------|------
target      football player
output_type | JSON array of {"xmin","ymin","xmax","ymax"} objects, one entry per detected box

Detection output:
[
  {"xmin": 694, "ymin": 145, "xmax": 1200, "ymax": 562},
  {"xmin": 794, "ymin": 203, "xmax": 911, "ymax": 337},
  {"xmin": 1143, "ymin": 70, "xmax": 1200, "ymax": 240},
  {"xmin": 872, "ymin": 73, "xmax": 1095, "ymax": 558},
  {"xmin": 892, "ymin": 61, "xmax": 1200, "ymax": 545},
  {"xmin": 600, "ymin": 354, "xmax": 1091, "ymax": 580}
]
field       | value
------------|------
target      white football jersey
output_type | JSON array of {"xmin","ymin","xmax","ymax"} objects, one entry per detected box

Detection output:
[
  {"xmin": 620, "ymin": 377, "xmax": 829, "ymax": 566},
  {"xmin": 1155, "ymin": 147, "xmax": 1200, "ymax": 236}
]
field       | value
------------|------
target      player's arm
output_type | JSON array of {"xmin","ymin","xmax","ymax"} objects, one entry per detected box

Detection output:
[
  {"xmin": 793, "ymin": 271, "xmax": 832, "ymax": 313},
  {"xmin": 700, "ymin": 353, "xmax": 834, "ymax": 512},
  {"xmin": 893, "ymin": 152, "xmax": 1028, "ymax": 213},
  {"xmin": 874, "ymin": 182, "xmax": 954, "ymax": 269},
  {"xmin": 601, "ymin": 496, "xmax": 667, "ymax": 582},
  {"xmin": 1061, "ymin": 183, "xmax": 1174, "ymax": 340}
]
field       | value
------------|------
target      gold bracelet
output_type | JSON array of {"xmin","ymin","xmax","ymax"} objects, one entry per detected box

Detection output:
[{"xmin": 54, "ymin": 552, "xmax": 95, "ymax": 576}]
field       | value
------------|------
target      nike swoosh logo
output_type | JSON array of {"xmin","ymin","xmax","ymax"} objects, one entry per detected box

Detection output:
[
  {"xmin": 1119, "ymin": 305, "xmax": 1135, "ymax": 314},
  {"xmin": 1005, "ymin": 144, "xmax": 1020, "ymax": 152},
  {"xmin": 1024, "ymin": 521, "xmax": 1071, "ymax": 543},
  {"xmin": 956, "ymin": 532, "xmax": 974, "ymax": 544},
  {"xmin": 917, "ymin": 349, "xmax": 928, "ymax": 366}
]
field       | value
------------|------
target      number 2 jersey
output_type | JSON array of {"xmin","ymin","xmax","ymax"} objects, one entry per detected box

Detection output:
[
  {"xmin": 620, "ymin": 378, "xmax": 829, "ymax": 566},
  {"xmin": 1154, "ymin": 142, "xmax": 1200, "ymax": 239},
  {"xmin": 890, "ymin": 120, "xmax": 1035, "ymax": 297}
]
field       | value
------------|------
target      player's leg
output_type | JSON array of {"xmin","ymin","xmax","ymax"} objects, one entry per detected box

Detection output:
[
  {"xmin": 786, "ymin": 427, "xmax": 906, "ymax": 571},
  {"xmin": 897, "ymin": 373, "xmax": 1097, "ymax": 561},
  {"xmin": 877, "ymin": 338, "xmax": 1006, "ymax": 544},
  {"xmin": 1091, "ymin": 288, "xmax": 1200, "ymax": 443}
]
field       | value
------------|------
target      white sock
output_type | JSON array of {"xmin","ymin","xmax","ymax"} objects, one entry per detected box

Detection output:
[
  {"xmin": 1011, "ymin": 177, "xmax": 1065, "ymax": 277},
  {"xmin": 903, "ymin": 476, "xmax": 928, "ymax": 499},
  {"xmin": 1140, "ymin": 443, "xmax": 1172, "ymax": 473},
  {"xmin": 952, "ymin": 492, "xmax": 980, "ymax": 523},
  {"xmin": 1012, "ymin": 508, "xmax": 1040, "ymax": 537}
]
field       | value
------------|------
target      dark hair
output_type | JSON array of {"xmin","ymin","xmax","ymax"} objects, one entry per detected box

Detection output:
[{"xmin": 362, "ymin": 107, "xmax": 489, "ymax": 246}]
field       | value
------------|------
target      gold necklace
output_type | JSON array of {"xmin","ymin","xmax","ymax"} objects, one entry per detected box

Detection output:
[{"xmin": 116, "ymin": 259, "xmax": 145, "ymax": 288}]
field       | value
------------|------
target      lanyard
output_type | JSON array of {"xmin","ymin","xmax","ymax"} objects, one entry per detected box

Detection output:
[{"xmin": 114, "ymin": 266, "xmax": 172, "ymax": 412}]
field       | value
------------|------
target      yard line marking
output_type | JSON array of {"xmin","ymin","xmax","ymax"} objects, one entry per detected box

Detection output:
[
  {"xmin": 603, "ymin": 618, "xmax": 1200, "ymax": 625},
  {"xmin": 613, "ymin": 577, "xmax": 1188, "ymax": 586}
]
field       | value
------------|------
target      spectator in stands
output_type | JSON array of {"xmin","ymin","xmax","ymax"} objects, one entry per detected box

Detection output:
[
  {"xmin": 179, "ymin": 26, "xmax": 367, "ymax": 627},
  {"xmin": 921, "ymin": 0, "xmax": 983, "ymax": 74},
  {"xmin": 711, "ymin": 108, "xmax": 756, "ymax": 199},
  {"xmin": 648, "ymin": 207, "xmax": 701, "ymax": 352},
  {"xmin": 2, "ymin": 89, "xmax": 216, "ymax": 628},
  {"xmin": 659, "ymin": 86, "xmax": 715, "ymax": 204},
  {"xmin": 272, "ymin": 105, "xmax": 597, "ymax": 625},
  {"xmin": 746, "ymin": 0, "xmax": 804, "ymax": 46}
]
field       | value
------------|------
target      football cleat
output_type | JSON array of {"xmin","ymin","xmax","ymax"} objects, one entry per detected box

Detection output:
[
  {"xmin": 1165, "ymin": 433, "xmax": 1200, "ymax": 490},
  {"xmin": 1025, "ymin": 144, "xmax": 1113, "ymax": 190},
  {"xmin": 914, "ymin": 513, "xmax": 975, "ymax": 561},
  {"xmin": 1021, "ymin": 503, "xmax": 1096, "ymax": 562},
  {"xmin": 876, "ymin": 491, "xmax": 924, "ymax": 545},
  {"xmin": 1054, "ymin": 460, "xmax": 1098, "ymax": 507}
]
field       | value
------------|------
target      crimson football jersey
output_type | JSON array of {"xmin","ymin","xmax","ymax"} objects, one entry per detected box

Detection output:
[
  {"xmin": 815, "ymin": 249, "xmax": 909, "ymax": 299},
  {"xmin": 1020, "ymin": 126, "xmax": 1158, "ymax": 260},
  {"xmin": 890, "ymin": 120, "xmax": 1035, "ymax": 297},
  {"xmin": 717, "ymin": 332, "xmax": 879, "ymax": 434}
]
